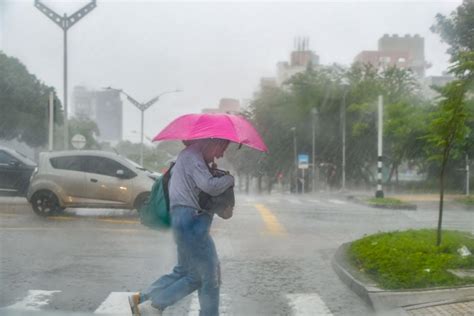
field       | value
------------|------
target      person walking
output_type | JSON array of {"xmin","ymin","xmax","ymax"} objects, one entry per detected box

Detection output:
[{"xmin": 129, "ymin": 138, "xmax": 234, "ymax": 316}]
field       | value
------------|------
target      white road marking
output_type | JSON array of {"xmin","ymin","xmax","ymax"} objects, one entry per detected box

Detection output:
[
  {"xmin": 188, "ymin": 292, "xmax": 230, "ymax": 316},
  {"xmin": 288, "ymin": 198, "xmax": 303, "ymax": 205},
  {"xmin": 328, "ymin": 199, "xmax": 346, "ymax": 205},
  {"xmin": 94, "ymin": 292, "xmax": 134, "ymax": 314},
  {"xmin": 286, "ymin": 293, "xmax": 333, "ymax": 316},
  {"xmin": 5, "ymin": 290, "xmax": 61, "ymax": 311},
  {"xmin": 71, "ymin": 208, "xmax": 134, "ymax": 217}
]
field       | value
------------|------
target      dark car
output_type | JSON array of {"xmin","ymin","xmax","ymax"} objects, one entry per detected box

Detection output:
[{"xmin": 0, "ymin": 146, "xmax": 37, "ymax": 196}]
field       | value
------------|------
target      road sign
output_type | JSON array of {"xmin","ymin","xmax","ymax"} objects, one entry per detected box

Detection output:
[
  {"xmin": 71, "ymin": 134, "xmax": 86, "ymax": 149},
  {"xmin": 298, "ymin": 154, "xmax": 309, "ymax": 169}
]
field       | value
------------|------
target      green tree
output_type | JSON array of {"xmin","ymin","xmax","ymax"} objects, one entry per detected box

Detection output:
[
  {"xmin": 0, "ymin": 51, "xmax": 63, "ymax": 147},
  {"xmin": 425, "ymin": 78, "xmax": 470, "ymax": 246},
  {"xmin": 428, "ymin": 0, "xmax": 474, "ymax": 245},
  {"xmin": 68, "ymin": 115, "xmax": 101, "ymax": 149},
  {"xmin": 431, "ymin": 0, "xmax": 474, "ymax": 59}
]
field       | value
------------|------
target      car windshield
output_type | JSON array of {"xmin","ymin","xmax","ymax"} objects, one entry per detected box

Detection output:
[
  {"xmin": 124, "ymin": 157, "xmax": 149, "ymax": 172},
  {"xmin": 14, "ymin": 150, "xmax": 36, "ymax": 166},
  {"xmin": 1, "ymin": 1, "xmax": 473, "ymax": 316}
]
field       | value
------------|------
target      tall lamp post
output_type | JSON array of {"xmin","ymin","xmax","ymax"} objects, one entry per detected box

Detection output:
[
  {"xmin": 35, "ymin": 0, "xmax": 97, "ymax": 150},
  {"xmin": 311, "ymin": 107, "xmax": 318, "ymax": 193},
  {"xmin": 105, "ymin": 87, "xmax": 181, "ymax": 166},
  {"xmin": 465, "ymin": 134, "xmax": 471, "ymax": 196},
  {"xmin": 340, "ymin": 79, "xmax": 350, "ymax": 191},
  {"xmin": 291, "ymin": 127, "xmax": 297, "ymax": 193}
]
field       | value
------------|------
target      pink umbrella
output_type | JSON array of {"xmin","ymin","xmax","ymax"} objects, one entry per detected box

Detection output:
[{"xmin": 153, "ymin": 113, "xmax": 268, "ymax": 152}]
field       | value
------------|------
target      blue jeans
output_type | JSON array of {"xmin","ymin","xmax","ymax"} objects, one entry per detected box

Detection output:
[{"xmin": 141, "ymin": 206, "xmax": 220, "ymax": 316}]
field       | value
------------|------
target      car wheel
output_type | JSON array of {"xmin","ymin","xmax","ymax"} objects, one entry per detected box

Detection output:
[
  {"xmin": 134, "ymin": 192, "xmax": 150, "ymax": 212},
  {"xmin": 31, "ymin": 190, "xmax": 64, "ymax": 216}
]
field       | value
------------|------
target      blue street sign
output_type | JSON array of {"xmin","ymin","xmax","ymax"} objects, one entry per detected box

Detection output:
[{"xmin": 298, "ymin": 154, "xmax": 309, "ymax": 169}]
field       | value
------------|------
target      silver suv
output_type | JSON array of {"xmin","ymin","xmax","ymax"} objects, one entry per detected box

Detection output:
[{"xmin": 27, "ymin": 150, "xmax": 156, "ymax": 216}]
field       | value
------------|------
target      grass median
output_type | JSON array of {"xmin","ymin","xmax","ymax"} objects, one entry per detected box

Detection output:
[
  {"xmin": 349, "ymin": 229, "xmax": 474, "ymax": 290},
  {"xmin": 457, "ymin": 195, "xmax": 474, "ymax": 206}
]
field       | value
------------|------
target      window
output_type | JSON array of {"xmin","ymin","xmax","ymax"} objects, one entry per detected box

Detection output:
[
  {"xmin": 0, "ymin": 150, "xmax": 18, "ymax": 165},
  {"xmin": 50, "ymin": 156, "xmax": 83, "ymax": 172},
  {"xmin": 82, "ymin": 156, "xmax": 132, "ymax": 178}
]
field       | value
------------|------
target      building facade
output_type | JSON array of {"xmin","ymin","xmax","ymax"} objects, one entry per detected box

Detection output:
[
  {"xmin": 73, "ymin": 86, "xmax": 123, "ymax": 143},
  {"xmin": 354, "ymin": 34, "xmax": 429, "ymax": 78},
  {"xmin": 202, "ymin": 98, "xmax": 241, "ymax": 114}
]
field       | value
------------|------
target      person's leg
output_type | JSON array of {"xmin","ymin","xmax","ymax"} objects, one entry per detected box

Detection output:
[
  {"xmin": 148, "ymin": 206, "xmax": 202, "ymax": 310},
  {"xmin": 140, "ymin": 262, "xmax": 186, "ymax": 303},
  {"xmin": 196, "ymin": 236, "xmax": 220, "ymax": 316}
]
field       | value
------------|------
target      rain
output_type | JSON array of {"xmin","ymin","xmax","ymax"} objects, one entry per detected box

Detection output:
[{"xmin": 0, "ymin": 1, "xmax": 473, "ymax": 315}]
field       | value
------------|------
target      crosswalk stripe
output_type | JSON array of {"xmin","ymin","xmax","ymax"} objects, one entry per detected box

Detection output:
[
  {"xmin": 328, "ymin": 199, "xmax": 346, "ymax": 205},
  {"xmin": 4, "ymin": 290, "xmax": 334, "ymax": 315},
  {"xmin": 286, "ymin": 293, "xmax": 333, "ymax": 316},
  {"xmin": 5, "ymin": 290, "xmax": 61, "ymax": 311},
  {"xmin": 94, "ymin": 292, "xmax": 133, "ymax": 314},
  {"xmin": 187, "ymin": 293, "xmax": 200, "ymax": 316}
]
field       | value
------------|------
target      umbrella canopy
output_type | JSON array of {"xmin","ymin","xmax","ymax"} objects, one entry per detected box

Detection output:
[{"xmin": 153, "ymin": 113, "xmax": 268, "ymax": 152}]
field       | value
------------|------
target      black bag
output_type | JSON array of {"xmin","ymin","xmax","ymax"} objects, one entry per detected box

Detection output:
[{"xmin": 198, "ymin": 168, "xmax": 235, "ymax": 219}]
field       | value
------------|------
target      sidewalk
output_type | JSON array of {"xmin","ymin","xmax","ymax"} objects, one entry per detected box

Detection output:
[
  {"xmin": 390, "ymin": 193, "xmax": 467, "ymax": 203},
  {"xmin": 404, "ymin": 298, "xmax": 474, "ymax": 315}
]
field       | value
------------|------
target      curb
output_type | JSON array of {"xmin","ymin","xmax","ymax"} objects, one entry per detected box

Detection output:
[
  {"xmin": 346, "ymin": 195, "xmax": 417, "ymax": 210},
  {"xmin": 332, "ymin": 242, "xmax": 474, "ymax": 312}
]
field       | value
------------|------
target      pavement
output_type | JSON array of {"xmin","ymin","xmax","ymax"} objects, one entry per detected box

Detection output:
[
  {"xmin": 338, "ymin": 190, "xmax": 474, "ymax": 316},
  {"xmin": 404, "ymin": 299, "xmax": 474, "ymax": 315},
  {"xmin": 1, "ymin": 192, "xmax": 472, "ymax": 315}
]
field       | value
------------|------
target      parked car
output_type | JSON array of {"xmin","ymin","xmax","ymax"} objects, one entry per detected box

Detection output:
[
  {"xmin": 27, "ymin": 150, "xmax": 156, "ymax": 216},
  {"xmin": 0, "ymin": 146, "xmax": 37, "ymax": 197}
]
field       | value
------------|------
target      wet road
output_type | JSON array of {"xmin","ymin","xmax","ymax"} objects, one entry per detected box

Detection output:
[{"xmin": 0, "ymin": 194, "xmax": 472, "ymax": 315}]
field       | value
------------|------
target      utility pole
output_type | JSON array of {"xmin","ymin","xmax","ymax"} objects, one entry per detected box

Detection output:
[
  {"xmin": 376, "ymin": 95, "xmax": 384, "ymax": 198},
  {"xmin": 35, "ymin": 0, "xmax": 97, "ymax": 150},
  {"xmin": 105, "ymin": 87, "xmax": 181, "ymax": 166},
  {"xmin": 48, "ymin": 91, "xmax": 54, "ymax": 151},
  {"xmin": 466, "ymin": 153, "xmax": 470, "ymax": 196},
  {"xmin": 341, "ymin": 92, "xmax": 347, "ymax": 191}
]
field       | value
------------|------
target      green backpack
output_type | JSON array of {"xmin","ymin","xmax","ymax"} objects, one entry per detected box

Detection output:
[{"xmin": 139, "ymin": 163, "xmax": 174, "ymax": 230}]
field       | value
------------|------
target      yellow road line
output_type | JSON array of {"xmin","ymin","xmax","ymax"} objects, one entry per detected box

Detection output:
[
  {"xmin": 46, "ymin": 217, "xmax": 139, "ymax": 224},
  {"xmin": 97, "ymin": 218, "xmax": 139, "ymax": 224},
  {"xmin": 48, "ymin": 216, "xmax": 77, "ymax": 221},
  {"xmin": 0, "ymin": 213, "xmax": 18, "ymax": 217},
  {"xmin": 254, "ymin": 203, "xmax": 287, "ymax": 236},
  {"xmin": 0, "ymin": 227, "xmax": 143, "ymax": 233}
]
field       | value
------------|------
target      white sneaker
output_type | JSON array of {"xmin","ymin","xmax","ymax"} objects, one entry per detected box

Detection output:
[{"xmin": 139, "ymin": 301, "xmax": 163, "ymax": 315}]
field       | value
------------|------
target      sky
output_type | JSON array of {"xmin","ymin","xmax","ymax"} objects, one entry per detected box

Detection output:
[{"xmin": 0, "ymin": 0, "xmax": 463, "ymax": 143}]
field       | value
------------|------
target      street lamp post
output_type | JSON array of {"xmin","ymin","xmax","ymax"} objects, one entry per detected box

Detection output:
[
  {"xmin": 466, "ymin": 153, "xmax": 470, "ymax": 196},
  {"xmin": 340, "ymin": 80, "xmax": 350, "ymax": 191},
  {"xmin": 105, "ymin": 87, "xmax": 181, "ymax": 166},
  {"xmin": 311, "ymin": 108, "xmax": 318, "ymax": 193},
  {"xmin": 291, "ymin": 127, "xmax": 297, "ymax": 193},
  {"xmin": 35, "ymin": 0, "xmax": 97, "ymax": 150},
  {"xmin": 465, "ymin": 134, "xmax": 471, "ymax": 196}
]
